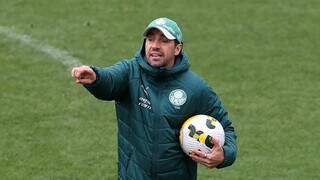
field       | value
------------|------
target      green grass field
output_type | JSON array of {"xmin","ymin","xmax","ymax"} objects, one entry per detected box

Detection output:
[{"xmin": 1, "ymin": 0, "xmax": 319, "ymax": 179}]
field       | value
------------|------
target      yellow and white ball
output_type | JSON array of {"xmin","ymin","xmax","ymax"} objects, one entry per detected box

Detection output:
[{"xmin": 179, "ymin": 115, "xmax": 225, "ymax": 155}]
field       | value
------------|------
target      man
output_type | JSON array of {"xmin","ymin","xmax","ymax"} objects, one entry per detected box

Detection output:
[{"xmin": 71, "ymin": 17, "xmax": 237, "ymax": 180}]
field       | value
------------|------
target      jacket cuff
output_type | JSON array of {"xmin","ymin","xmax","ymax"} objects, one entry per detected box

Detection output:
[{"xmin": 216, "ymin": 145, "xmax": 237, "ymax": 169}]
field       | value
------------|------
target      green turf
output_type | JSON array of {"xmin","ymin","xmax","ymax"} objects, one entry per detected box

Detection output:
[{"xmin": 1, "ymin": 0, "xmax": 319, "ymax": 179}]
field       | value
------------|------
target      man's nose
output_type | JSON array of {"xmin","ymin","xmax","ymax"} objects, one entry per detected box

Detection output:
[{"xmin": 150, "ymin": 40, "xmax": 160, "ymax": 49}]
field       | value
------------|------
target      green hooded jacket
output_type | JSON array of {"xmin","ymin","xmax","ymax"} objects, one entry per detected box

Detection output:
[{"xmin": 84, "ymin": 49, "xmax": 237, "ymax": 180}]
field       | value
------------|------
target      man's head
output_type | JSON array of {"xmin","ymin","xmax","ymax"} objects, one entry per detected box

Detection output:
[{"xmin": 143, "ymin": 18, "xmax": 183, "ymax": 68}]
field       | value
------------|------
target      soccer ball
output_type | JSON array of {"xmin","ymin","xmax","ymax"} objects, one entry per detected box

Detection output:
[{"xmin": 179, "ymin": 115, "xmax": 225, "ymax": 155}]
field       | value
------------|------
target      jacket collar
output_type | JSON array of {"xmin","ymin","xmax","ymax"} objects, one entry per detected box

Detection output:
[{"xmin": 135, "ymin": 48, "xmax": 190, "ymax": 78}]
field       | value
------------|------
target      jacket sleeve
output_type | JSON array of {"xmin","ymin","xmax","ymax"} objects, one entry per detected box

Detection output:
[
  {"xmin": 198, "ymin": 84, "xmax": 237, "ymax": 168},
  {"xmin": 83, "ymin": 61, "xmax": 130, "ymax": 101}
]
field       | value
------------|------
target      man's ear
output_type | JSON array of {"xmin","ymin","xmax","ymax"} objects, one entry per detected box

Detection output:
[{"xmin": 174, "ymin": 43, "xmax": 183, "ymax": 56}]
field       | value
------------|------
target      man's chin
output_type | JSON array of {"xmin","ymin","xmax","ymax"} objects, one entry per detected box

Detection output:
[
  {"xmin": 147, "ymin": 59, "xmax": 163, "ymax": 67},
  {"xmin": 150, "ymin": 63, "xmax": 163, "ymax": 68}
]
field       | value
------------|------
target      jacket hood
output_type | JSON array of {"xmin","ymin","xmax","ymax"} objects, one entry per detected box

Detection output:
[{"xmin": 135, "ymin": 48, "xmax": 190, "ymax": 78}]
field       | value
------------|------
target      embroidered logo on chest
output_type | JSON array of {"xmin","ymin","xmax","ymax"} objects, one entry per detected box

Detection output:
[{"xmin": 169, "ymin": 89, "xmax": 187, "ymax": 108}]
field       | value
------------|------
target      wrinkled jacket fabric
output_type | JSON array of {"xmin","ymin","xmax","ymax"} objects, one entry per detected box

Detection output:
[{"xmin": 84, "ymin": 49, "xmax": 237, "ymax": 180}]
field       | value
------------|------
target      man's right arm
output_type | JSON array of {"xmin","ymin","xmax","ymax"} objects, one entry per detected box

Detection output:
[{"xmin": 71, "ymin": 61, "xmax": 130, "ymax": 101}]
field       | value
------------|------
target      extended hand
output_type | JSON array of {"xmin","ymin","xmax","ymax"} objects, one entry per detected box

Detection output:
[
  {"xmin": 190, "ymin": 138, "xmax": 224, "ymax": 168},
  {"xmin": 71, "ymin": 66, "xmax": 97, "ymax": 84}
]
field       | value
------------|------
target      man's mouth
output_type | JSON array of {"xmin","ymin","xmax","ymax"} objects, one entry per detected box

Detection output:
[
  {"xmin": 150, "ymin": 52, "xmax": 162, "ymax": 58},
  {"xmin": 150, "ymin": 53, "xmax": 161, "ymax": 57}
]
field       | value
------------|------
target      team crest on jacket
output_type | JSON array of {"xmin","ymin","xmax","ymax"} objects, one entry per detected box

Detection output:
[{"xmin": 169, "ymin": 89, "xmax": 187, "ymax": 108}]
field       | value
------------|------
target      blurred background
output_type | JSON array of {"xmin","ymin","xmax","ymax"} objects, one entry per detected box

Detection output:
[{"xmin": 0, "ymin": 0, "xmax": 319, "ymax": 179}]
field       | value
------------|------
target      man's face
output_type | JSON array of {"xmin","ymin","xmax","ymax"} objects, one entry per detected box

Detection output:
[{"xmin": 144, "ymin": 28, "xmax": 182, "ymax": 68}]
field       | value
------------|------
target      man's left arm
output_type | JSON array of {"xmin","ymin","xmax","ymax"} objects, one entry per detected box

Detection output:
[{"xmin": 192, "ymin": 85, "xmax": 237, "ymax": 168}]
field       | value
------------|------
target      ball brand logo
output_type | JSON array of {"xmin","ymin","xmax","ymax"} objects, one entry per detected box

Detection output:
[{"xmin": 169, "ymin": 89, "xmax": 187, "ymax": 107}]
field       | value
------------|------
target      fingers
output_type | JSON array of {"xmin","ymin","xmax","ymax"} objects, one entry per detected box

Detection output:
[
  {"xmin": 189, "ymin": 139, "xmax": 224, "ymax": 169},
  {"xmin": 191, "ymin": 149, "xmax": 207, "ymax": 159},
  {"xmin": 71, "ymin": 66, "xmax": 88, "ymax": 78},
  {"xmin": 191, "ymin": 152, "xmax": 211, "ymax": 167},
  {"xmin": 71, "ymin": 67, "xmax": 81, "ymax": 78},
  {"xmin": 76, "ymin": 78, "xmax": 93, "ymax": 84},
  {"xmin": 190, "ymin": 149, "xmax": 211, "ymax": 164},
  {"xmin": 71, "ymin": 66, "xmax": 96, "ymax": 84},
  {"xmin": 189, "ymin": 149, "xmax": 221, "ymax": 169},
  {"xmin": 211, "ymin": 138, "xmax": 220, "ymax": 150}
]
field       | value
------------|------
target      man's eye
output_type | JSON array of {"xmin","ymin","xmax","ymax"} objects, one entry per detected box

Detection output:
[
  {"xmin": 146, "ymin": 36, "xmax": 154, "ymax": 41},
  {"xmin": 161, "ymin": 38, "xmax": 169, "ymax": 43}
]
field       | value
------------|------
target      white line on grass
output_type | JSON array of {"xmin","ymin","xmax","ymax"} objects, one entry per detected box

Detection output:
[{"xmin": 0, "ymin": 26, "xmax": 83, "ymax": 68}]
